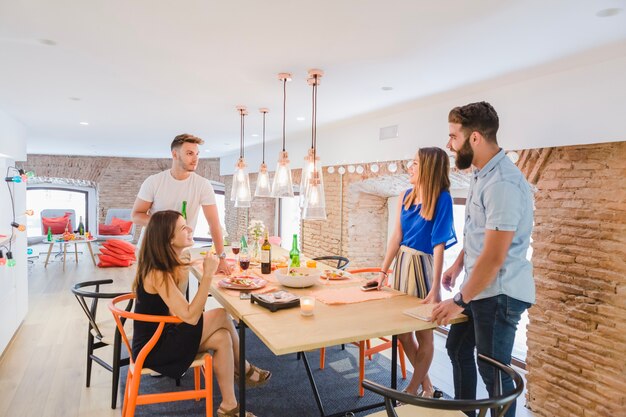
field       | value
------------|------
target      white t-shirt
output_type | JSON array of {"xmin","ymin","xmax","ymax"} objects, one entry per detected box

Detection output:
[{"xmin": 137, "ymin": 170, "xmax": 216, "ymax": 231}]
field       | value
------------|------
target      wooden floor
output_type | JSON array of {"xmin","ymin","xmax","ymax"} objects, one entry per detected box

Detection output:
[{"xmin": 0, "ymin": 243, "xmax": 534, "ymax": 417}]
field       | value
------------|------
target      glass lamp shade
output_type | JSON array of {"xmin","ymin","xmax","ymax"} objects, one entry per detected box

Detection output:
[
  {"xmin": 271, "ymin": 151, "xmax": 294, "ymax": 198},
  {"xmin": 302, "ymin": 170, "xmax": 327, "ymax": 220},
  {"xmin": 231, "ymin": 158, "xmax": 252, "ymax": 204},
  {"xmin": 254, "ymin": 163, "xmax": 272, "ymax": 197},
  {"xmin": 299, "ymin": 148, "xmax": 318, "ymax": 207}
]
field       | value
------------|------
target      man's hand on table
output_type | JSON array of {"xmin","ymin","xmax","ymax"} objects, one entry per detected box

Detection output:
[
  {"xmin": 216, "ymin": 257, "xmax": 232, "ymax": 275},
  {"xmin": 431, "ymin": 299, "xmax": 463, "ymax": 326}
]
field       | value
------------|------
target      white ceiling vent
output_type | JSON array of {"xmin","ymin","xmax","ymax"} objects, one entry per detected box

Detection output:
[{"xmin": 379, "ymin": 125, "xmax": 399, "ymax": 141}]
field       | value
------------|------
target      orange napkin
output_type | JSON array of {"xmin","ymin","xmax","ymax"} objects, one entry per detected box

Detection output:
[{"xmin": 312, "ymin": 287, "xmax": 402, "ymax": 305}]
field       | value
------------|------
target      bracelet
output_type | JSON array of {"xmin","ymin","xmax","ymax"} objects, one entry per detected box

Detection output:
[{"xmin": 380, "ymin": 271, "xmax": 388, "ymax": 276}]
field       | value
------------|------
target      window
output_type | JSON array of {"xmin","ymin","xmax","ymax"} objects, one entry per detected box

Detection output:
[
  {"xmin": 193, "ymin": 182, "xmax": 226, "ymax": 242},
  {"xmin": 278, "ymin": 194, "xmax": 301, "ymax": 251},
  {"xmin": 27, "ymin": 187, "xmax": 89, "ymax": 236}
]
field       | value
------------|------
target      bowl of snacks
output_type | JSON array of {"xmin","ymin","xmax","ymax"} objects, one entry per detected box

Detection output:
[{"xmin": 275, "ymin": 267, "xmax": 320, "ymax": 288}]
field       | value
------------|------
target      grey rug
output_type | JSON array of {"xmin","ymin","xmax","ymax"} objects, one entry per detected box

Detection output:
[{"xmin": 120, "ymin": 329, "xmax": 432, "ymax": 416}]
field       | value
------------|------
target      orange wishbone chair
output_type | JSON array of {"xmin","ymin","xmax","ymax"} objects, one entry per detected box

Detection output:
[
  {"xmin": 319, "ymin": 267, "xmax": 407, "ymax": 397},
  {"xmin": 109, "ymin": 293, "xmax": 213, "ymax": 417}
]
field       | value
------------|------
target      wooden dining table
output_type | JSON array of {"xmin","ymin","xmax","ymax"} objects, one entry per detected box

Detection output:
[{"xmin": 188, "ymin": 246, "xmax": 466, "ymax": 417}]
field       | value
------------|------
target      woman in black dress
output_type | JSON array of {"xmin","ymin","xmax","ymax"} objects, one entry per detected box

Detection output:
[{"xmin": 132, "ymin": 210, "xmax": 270, "ymax": 417}]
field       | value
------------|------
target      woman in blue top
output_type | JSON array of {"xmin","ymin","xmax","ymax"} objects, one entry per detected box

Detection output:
[{"xmin": 370, "ymin": 147, "xmax": 457, "ymax": 397}]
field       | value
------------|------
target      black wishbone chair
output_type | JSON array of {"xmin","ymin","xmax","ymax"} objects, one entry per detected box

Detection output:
[
  {"xmin": 72, "ymin": 279, "xmax": 133, "ymax": 409},
  {"xmin": 312, "ymin": 255, "xmax": 350, "ymax": 270},
  {"xmin": 362, "ymin": 354, "xmax": 524, "ymax": 417}
]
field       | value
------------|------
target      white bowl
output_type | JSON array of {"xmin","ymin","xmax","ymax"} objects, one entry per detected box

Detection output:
[{"xmin": 275, "ymin": 267, "xmax": 320, "ymax": 288}]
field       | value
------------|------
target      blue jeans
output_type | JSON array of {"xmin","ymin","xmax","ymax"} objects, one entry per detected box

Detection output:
[{"xmin": 446, "ymin": 295, "xmax": 530, "ymax": 417}]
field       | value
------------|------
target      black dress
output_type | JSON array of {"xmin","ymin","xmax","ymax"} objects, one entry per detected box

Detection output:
[{"xmin": 131, "ymin": 282, "xmax": 203, "ymax": 378}]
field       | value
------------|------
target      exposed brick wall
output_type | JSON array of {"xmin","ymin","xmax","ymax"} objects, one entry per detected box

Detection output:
[
  {"xmin": 23, "ymin": 154, "xmax": 221, "ymax": 240},
  {"xmin": 521, "ymin": 142, "xmax": 626, "ymax": 417}
]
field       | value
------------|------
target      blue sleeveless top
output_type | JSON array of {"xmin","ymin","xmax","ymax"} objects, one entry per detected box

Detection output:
[{"xmin": 400, "ymin": 189, "xmax": 457, "ymax": 255}]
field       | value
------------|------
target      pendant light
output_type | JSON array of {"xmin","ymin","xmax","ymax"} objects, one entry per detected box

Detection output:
[
  {"xmin": 232, "ymin": 105, "xmax": 252, "ymax": 208},
  {"xmin": 270, "ymin": 72, "xmax": 295, "ymax": 198},
  {"xmin": 302, "ymin": 69, "xmax": 327, "ymax": 220},
  {"xmin": 254, "ymin": 108, "xmax": 272, "ymax": 197}
]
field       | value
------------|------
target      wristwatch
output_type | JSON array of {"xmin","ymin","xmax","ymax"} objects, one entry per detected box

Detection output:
[
  {"xmin": 453, "ymin": 293, "xmax": 470, "ymax": 309},
  {"xmin": 218, "ymin": 252, "xmax": 227, "ymax": 259}
]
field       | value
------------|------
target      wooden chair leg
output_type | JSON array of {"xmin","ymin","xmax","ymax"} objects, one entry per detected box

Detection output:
[
  {"xmin": 194, "ymin": 367, "xmax": 201, "ymax": 401},
  {"xmin": 366, "ymin": 340, "xmax": 373, "ymax": 361},
  {"xmin": 319, "ymin": 347, "xmax": 326, "ymax": 369}
]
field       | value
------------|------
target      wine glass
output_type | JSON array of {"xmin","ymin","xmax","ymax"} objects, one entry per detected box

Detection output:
[
  {"xmin": 231, "ymin": 243, "xmax": 240, "ymax": 256},
  {"xmin": 239, "ymin": 251, "xmax": 250, "ymax": 273}
]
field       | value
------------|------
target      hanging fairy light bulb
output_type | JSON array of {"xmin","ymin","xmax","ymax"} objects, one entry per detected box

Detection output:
[
  {"xmin": 6, "ymin": 251, "xmax": 16, "ymax": 267},
  {"xmin": 25, "ymin": 209, "xmax": 34, "ymax": 216},
  {"xmin": 302, "ymin": 69, "xmax": 327, "ymax": 220},
  {"xmin": 11, "ymin": 222, "xmax": 26, "ymax": 232},
  {"xmin": 271, "ymin": 73, "xmax": 295, "ymax": 198},
  {"xmin": 231, "ymin": 106, "xmax": 252, "ymax": 208},
  {"xmin": 254, "ymin": 108, "xmax": 272, "ymax": 197},
  {"xmin": 0, "ymin": 250, "xmax": 5, "ymax": 266}
]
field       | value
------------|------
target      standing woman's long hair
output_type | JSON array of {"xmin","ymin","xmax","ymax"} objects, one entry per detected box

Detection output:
[
  {"xmin": 403, "ymin": 147, "xmax": 451, "ymax": 220},
  {"xmin": 132, "ymin": 210, "xmax": 189, "ymax": 293}
]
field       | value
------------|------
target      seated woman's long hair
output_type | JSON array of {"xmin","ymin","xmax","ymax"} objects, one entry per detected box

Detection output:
[{"xmin": 132, "ymin": 210, "xmax": 189, "ymax": 294}]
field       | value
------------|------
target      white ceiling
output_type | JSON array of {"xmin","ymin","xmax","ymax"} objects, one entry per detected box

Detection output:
[{"xmin": 1, "ymin": 0, "xmax": 625, "ymax": 159}]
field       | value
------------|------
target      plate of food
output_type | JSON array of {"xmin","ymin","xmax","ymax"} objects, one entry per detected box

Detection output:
[
  {"xmin": 218, "ymin": 276, "xmax": 267, "ymax": 290},
  {"xmin": 321, "ymin": 270, "xmax": 351, "ymax": 280}
]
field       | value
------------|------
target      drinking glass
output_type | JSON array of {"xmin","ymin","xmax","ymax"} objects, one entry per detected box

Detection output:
[{"xmin": 239, "ymin": 251, "xmax": 250, "ymax": 272}]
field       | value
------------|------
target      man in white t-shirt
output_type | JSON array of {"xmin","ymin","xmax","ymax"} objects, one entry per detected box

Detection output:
[{"xmin": 132, "ymin": 134, "xmax": 230, "ymax": 273}]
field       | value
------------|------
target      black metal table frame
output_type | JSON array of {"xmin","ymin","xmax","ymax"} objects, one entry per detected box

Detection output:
[{"xmin": 238, "ymin": 321, "xmax": 399, "ymax": 417}]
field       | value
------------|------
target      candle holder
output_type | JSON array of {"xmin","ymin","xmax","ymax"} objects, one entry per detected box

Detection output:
[{"xmin": 300, "ymin": 296, "xmax": 316, "ymax": 316}]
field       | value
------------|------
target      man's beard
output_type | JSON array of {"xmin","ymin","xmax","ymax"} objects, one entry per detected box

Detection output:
[{"xmin": 454, "ymin": 137, "xmax": 474, "ymax": 170}]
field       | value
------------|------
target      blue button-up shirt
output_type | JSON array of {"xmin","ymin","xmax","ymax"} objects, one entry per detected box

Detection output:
[{"xmin": 462, "ymin": 149, "xmax": 535, "ymax": 304}]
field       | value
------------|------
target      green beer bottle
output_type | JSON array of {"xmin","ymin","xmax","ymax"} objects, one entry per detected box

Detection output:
[
  {"xmin": 181, "ymin": 200, "xmax": 187, "ymax": 220},
  {"xmin": 289, "ymin": 234, "xmax": 300, "ymax": 267}
]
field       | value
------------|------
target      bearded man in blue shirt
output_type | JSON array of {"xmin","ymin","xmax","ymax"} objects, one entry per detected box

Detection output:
[{"xmin": 432, "ymin": 101, "xmax": 535, "ymax": 417}]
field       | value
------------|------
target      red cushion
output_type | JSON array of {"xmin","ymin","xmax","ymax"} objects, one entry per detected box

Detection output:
[
  {"xmin": 104, "ymin": 239, "xmax": 136, "ymax": 254},
  {"xmin": 97, "ymin": 253, "xmax": 134, "ymax": 268},
  {"xmin": 42, "ymin": 213, "xmax": 73, "ymax": 234},
  {"xmin": 100, "ymin": 247, "xmax": 136, "ymax": 261},
  {"xmin": 101, "ymin": 243, "xmax": 135, "ymax": 258},
  {"xmin": 98, "ymin": 224, "xmax": 123, "ymax": 235},
  {"xmin": 111, "ymin": 217, "xmax": 133, "ymax": 235}
]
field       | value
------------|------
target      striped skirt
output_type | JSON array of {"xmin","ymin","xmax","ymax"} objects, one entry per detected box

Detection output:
[{"xmin": 391, "ymin": 245, "xmax": 433, "ymax": 299}]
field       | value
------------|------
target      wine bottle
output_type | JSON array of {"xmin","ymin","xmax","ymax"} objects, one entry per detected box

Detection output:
[
  {"xmin": 47, "ymin": 226, "xmax": 52, "ymax": 242},
  {"xmin": 289, "ymin": 234, "xmax": 300, "ymax": 267},
  {"xmin": 181, "ymin": 200, "xmax": 187, "ymax": 220},
  {"xmin": 261, "ymin": 231, "xmax": 271, "ymax": 274},
  {"xmin": 240, "ymin": 235, "xmax": 248, "ymax": 250},
  {"xmin": 78, "ymin": 216, "xmax": 85, "ymax": 235}
]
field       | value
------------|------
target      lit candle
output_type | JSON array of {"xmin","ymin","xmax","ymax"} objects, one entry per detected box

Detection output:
[{"xmin": 300, "ymin": 296, "xmax": 315, "ymax": 316}]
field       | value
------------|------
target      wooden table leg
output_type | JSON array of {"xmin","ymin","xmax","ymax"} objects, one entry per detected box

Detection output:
[
  {"xmin": 74, "ymin": 243, "xmax": 78, "ymax": 263},
  {"xmin": 87, "ymin": 242, "xmax": 97, "ymax": 266},
  {"xmin": 44, "ymin": 243, "xmax": 53, "ymax": 267},
  {"xmin": 63, "ymin": 243, "xmax": 67, "ymax": 271}
]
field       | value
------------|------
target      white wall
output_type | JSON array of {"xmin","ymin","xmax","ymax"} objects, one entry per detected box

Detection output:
[
  {"xmin": 221, "ymin": 54, "xmax": 626, "ymax": 175},
  {"xmin": 0, "ymin": 109, "xmax": 26, "ymax": 160},
  {"xmin": 0, "ymin": 110, "xmax": 28, "ymax": 356}
]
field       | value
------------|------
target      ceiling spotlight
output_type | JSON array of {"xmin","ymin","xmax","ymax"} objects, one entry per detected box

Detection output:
[
  {"xmin": 596, "ymin": 8, "xmax": 622, "ymax": 17},
  {"xmin": 347, "ymin": 165, "xmax": 355, "ymax": 173},
  {"xmin": 296, "ymin": 116, "xmax": 306, "ymax": 121},
  {"xmin": 388, "ymin": 162, "xmax": 398, "ymax": 173},
  {"xmin": 327, "ymin": 166, "xmax": 335, "ymax": 174},
  {"xmin": 381, "ymin": 86, "xmax": 393, "ymax": 91},
  {"xmin": 356, "ymin": 165, "xmax": 364, "ymax": 174},
  {"xmin": 337, "ymin": 166, "xmax": 346, "ymax": 175},
  {"xmin": 79, "ymin": 122, "xmax": 89, "ymax": 126},
  {"xmin": 251, "ymin": 134, "xmax": 259, "ymax": 137},
  {"xmin": 204, "ymin": 149, "xmax": 211, "ymax": 153},
  {"xmin": 370, "ymin": 163, "xmax": 379, "ymax": 173}
]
